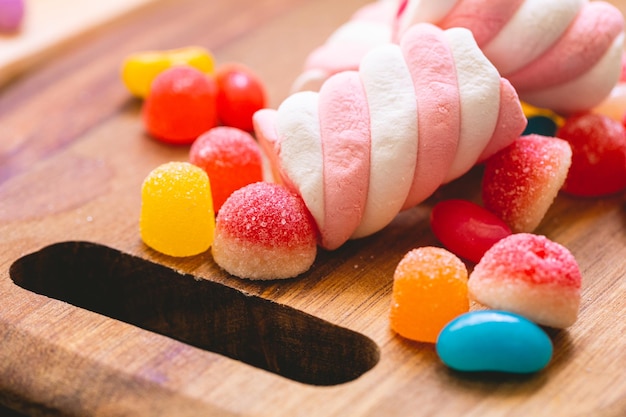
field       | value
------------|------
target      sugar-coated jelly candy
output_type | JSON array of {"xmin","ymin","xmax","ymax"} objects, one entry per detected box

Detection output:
[
  {"xmin": 469, "ymin": 233, "xmax": 581, "ymax": 329},
  {"xmin": 430, "ymin": 199, "xmax": 511, "ymax": 263},
  {"xmin": 556, "ymin": 113, "xmax": 626, "ymax": 196},
  {"xmin": 482, "ymin": 135, "xmax": 572, "ymax": 233},
  {"xmin": 212, "ymin": 182, "xmax": 318, "ymax": 280},
  {"xmin": 142, "ymin": 66, "xmax": 218, "ymax": 145},
  {"xmin": 390, "ymin": 247, "xmax": 469, "ymax": 343},
  {"xmin": 121, "ymin": 46, "xmax": 215, "ymax": 98},
  {"xmin": 215, "ymin": 63, "xmax": 267, "ymax": 132},
  {"xmin": 140, "ymin": 162, "xmax": 215, "ymax": 257},
  {"xmin": 189, "ymin": 127, "xmax": 263, "ymax": 212},
  {"xmin": 436, "ymin": 310, "xmax": 553, "ymax": 373}
]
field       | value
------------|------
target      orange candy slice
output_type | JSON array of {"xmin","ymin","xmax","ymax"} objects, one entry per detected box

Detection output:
[{"xmin": 390, "ymin": 246, "xmax": 469, "ymax": 343}]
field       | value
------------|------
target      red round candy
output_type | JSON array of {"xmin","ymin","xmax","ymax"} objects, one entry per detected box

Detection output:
[
  {"xmin": 557, "ymin": 113, "xmax": 626, "ymax": 196},
  {"xmin": 189, "ymin": 126, "xmax": 263, "ymax": 212},
  {"xmin": 430, "ymin": 199, "xmax": 512, "ymax": 263},
  {"xmin": 142, "ymin": 66, "xmax": 218, "ymax": 145},
  {"xmin": 215, "ymin": 63, "xmax": 267, "ymax": 132}
]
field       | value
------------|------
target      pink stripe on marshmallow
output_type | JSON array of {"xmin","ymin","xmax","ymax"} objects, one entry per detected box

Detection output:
[
  {"xmin": 318, "ymin": 71, "xmax": 371, "ymax": 249},
  {"xmin": 439, "ymin": 0, "xmax": 524, "ymax": 47},
  {"xmin": 506, "ymin": 1, "xmax": 624, "ymax": 93},
  {"xmin": 399, "ymin": 23, "xmax": 460, "ymax": 209}
]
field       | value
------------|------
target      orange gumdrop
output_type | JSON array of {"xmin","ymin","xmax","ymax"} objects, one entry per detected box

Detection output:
[{"xmin": 390, "ymin": 246, "xmax": 469, "ymax": 343}]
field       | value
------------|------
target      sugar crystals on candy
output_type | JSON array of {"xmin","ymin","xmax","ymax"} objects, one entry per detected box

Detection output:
[
  {"xmin": 212, "ymin": 182, "xmax": 318, "ymax": 280},
  {"xmin": 557, "ymin": 112, "xmax": 626, "ymax": 196},
  {"xmin": 390, "ymin": 246, "xmax": 469, "ymax": 343},
  {"xmin": 482, "ymin": 134, "xmax": 572, "ymax": 233},
  {"xmin": 468, "ymin": 233, "xmax": 582, "ymax": 328},
  {"xmin": 189, "ymin": 126, "xmax": 263, "ymax": 212},
  {"xmin": 140, "ymin": 162, "xmax": 215, "ymax": 257}
]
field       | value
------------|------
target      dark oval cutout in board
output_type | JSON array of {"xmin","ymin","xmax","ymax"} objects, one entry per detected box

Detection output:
[{"xmin": 9, "ymin": 241, "xmax": 380, "ymax": 386}]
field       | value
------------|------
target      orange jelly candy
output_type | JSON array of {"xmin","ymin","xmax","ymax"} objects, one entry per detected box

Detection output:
[{"xmin": 390, "ymin": 246, "xmax": 469, "ymax": 343}]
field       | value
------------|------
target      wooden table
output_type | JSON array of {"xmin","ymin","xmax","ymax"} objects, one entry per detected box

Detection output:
[{"xmin": 1, "ymin": 0, "xmax": 625, "ymax": 416}]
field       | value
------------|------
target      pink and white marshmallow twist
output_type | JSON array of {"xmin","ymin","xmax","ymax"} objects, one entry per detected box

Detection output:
[
  {"xmin": 395, "ymin": 0, "xmax": 625, "ymax": 114},
  {"xmin": 255, "ymin": 23, "xmax": 526, "ymax": 250}
]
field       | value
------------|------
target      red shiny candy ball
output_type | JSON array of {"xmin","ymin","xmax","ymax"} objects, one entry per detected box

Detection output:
[
  {"xmin": 142, "ymin": 66, "xmax": 218, "ymax": 145},
  {"xmin": 430, "ymin": 199, "xmax": 512, "ymax": 263},
  {"xmin": 215, "ymin": 63, "xmax": 267, "ymax": 132},
  {"xmin": 557, "ymin": 113, "xmax": 626, "ymax": 196}
]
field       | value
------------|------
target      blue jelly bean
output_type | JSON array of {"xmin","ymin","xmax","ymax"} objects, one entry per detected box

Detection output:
[{"xmin": 436, "ymin": 310, "xmax": 553, "ymax": 373}]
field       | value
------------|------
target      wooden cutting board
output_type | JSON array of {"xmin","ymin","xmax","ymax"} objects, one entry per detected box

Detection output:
[
  {"xmin": 0, "ymin": 0, "xmax": 160, "ymax": 86},
  {"xmin": 1, "ymin": 0, "xmax": 625, "ymax": 416}
]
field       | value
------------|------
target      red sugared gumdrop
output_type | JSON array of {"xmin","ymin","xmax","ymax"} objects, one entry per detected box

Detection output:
[
  {"xmin": 189, "ymin": 126, "xmax": 263, "ymax": 212},
  {"xmin": 430, "ymin": 199, "xmax": 512, "ymax": 263},
  {"xmin": 212, "ymin": 182, "xmax": 318, "ymax": 280},
  {"xmin": 556, "ymin": 113, "xmax": 626, "ymax": 197},
  {"xmin": 482, "ymin": 134, "xmax": 572, "ymax": 233},
  {"xmin": 468, "ymin": 233, "xmax": 582, "ymax": 328},
  {"xmin": 143, "ymin": 66, "xmax": 218, "ymax": 144}
]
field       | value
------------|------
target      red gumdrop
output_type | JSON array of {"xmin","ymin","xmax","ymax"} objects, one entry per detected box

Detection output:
[
  {"xmin": 557, "ymin": 113, "xmax": 626, "ymax": 196},
  {"xmin": 142, "ymin": 66, "xmax": 218, "ymax": 145},
  {"xmin": 430, "ymin": 199, "xmax": 512, "ymax": 263},
  {"xmin": 189, "ymin": 126, "xmax": 263, "ymax": 212},
  {"xmin": 217, "ymin": 182, "xmax": 317, "ymax": 247},
  {"xmin": 215, "ymin": 63, "xmax": 267, "ymax": 132}
]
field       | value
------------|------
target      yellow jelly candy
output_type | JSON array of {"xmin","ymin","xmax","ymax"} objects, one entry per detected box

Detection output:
[
  {"xmin": 140, "ymin": 162, "xmax": 215, "ymax": 257},
  {"xmin": 521, "ymin": 101, "xmax": 565, "ymax": 125},
  {"xmin": 389, "ymin": 246, "xmax": 469, "ymax": 343},
  {"xmin": 121, "ymin": 46, "xmax": 215, "ymax": 98}
]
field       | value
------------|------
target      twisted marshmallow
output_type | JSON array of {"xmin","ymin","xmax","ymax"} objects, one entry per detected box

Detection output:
[
  {"xmin": 394, "ymin": 0, "xmax": 625, "ymax": 114},
  {"xmin": 291, "ymin": 0, "xmax": 398, "ymax": 93},
  {"xmin": 255, "ymin": 24, "xmax": 526, "ymax": 250}
]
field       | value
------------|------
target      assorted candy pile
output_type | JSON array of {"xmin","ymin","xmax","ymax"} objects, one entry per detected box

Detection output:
[
  {"xmin": 125, "ymin": 0, "xmax": 626, "ymax": 377},
  {"xmin": 127, "ymin": 47, "xmax": 317, "ymax": 277},
  {"xmin": 122, "ymin": 46, "xmax": 267, "ymax": 142}
]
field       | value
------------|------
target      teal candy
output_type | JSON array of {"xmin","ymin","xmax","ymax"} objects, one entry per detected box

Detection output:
[
  {"xmin": 436, "ymin": 311, "xmax": 553, "ymax": 373},
  {"xmin": 523, "ymin": 115, "xmax": 558, "ymax": 136}
]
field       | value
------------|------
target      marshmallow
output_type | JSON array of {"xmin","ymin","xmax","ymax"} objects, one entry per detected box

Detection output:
[
  {"xmin": 318, "ymin": 71, "xmax": 371, "ymax": 249},
  {"xmin": 275, "ymin": 92, "xmax": 326, "ymax": 235},
  {"xmin": 396, "ymin": 0, "xmax": 625, "ymax": 114},
  {"xmin": 255, "ymin": 23, "xmax": 526, "ymax": 249},
  {"xmin": 352, "ymin": 43, "xmax": 418, "ymax": 238},
  {"xmin": 291, "ymin": 0, "xmax": 398, "ymax": 93}
]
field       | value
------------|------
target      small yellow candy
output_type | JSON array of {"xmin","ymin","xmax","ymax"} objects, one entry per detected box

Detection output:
[
  {"xmin": 121, "ymin": 46, "xmax": 215, "ymax": 98},
  {"xmin": 140, "ymin": 162, "xmax": 215, "ymax": 257},
  {"xmin": 521, "ymin": 101, "xmax": 565, "ymax": 126}
]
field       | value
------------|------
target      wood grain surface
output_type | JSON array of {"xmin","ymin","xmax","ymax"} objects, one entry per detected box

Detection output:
[
  {"xmin": 1, "ymin": 0, "xmax": 625, "ymax": 416},
  {"xmin": 0, "ymin": 0, "xmax": 161, "ymax": 86}
]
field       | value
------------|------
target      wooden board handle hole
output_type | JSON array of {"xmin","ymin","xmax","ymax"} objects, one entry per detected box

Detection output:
[{"xmin": 9, "ymin": 241, "xmax": 380, "ymax": 386}]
